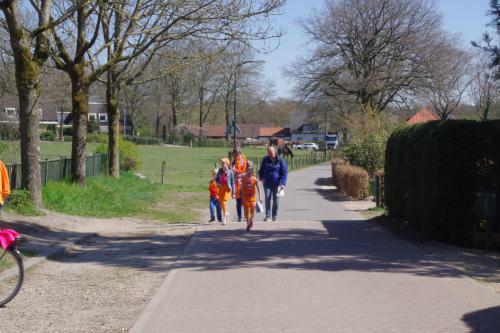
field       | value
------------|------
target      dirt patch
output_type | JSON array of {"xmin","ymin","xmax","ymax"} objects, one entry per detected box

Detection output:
[{"xmin": 0, "ymin": 211, "xmax": 197, "ymax": 332}]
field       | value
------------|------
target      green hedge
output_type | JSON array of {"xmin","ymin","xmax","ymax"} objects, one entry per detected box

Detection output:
[{"xmin": 385, "ymin": 120, "xmax": 500, "ymax": 244}]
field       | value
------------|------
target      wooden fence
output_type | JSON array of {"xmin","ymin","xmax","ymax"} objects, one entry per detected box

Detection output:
[{"xmin": 6, "ymin": 154, "xmax": 108, "ymax": 189}]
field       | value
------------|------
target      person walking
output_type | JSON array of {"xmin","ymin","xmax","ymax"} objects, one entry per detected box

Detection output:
[
  {"xmin": 258, "ymin": 146, "xmax": 287, "ymax": 222},
  {"xmin": 208, "ymin": 168, "xmax": 222, "ymax": 223},
  {"xmin": 241, "ymin": 161, "xmax": 262, "ymax": 231},
  {"xmin": 231, "ymin": 147, "xmax": 247, "ymax": 222},
  {"xmin": 216, "ymin": 157, "xmax": 235, "ymax": 225}
]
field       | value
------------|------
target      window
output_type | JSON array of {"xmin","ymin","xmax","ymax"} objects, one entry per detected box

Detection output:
[
  {"xmin": 5, "ymin": 108, "xmax": 15, "ymax": 118},
  {"xmin": 38, "ymin": 108, "xmax": 43, "ymax": 118},
  {"xmin": 312, "ymin": 137, "xmax": 319, "ymax": 141},
  {"xmin": 88, "ymin": 113, "xmax": 97, "ymax": 121},
  {"xmin": 296, "ymin": 136, "xmax": 302, "ymax": 141},
  {"xmin": 99, "ymin": 114, "xmax": 107, "ymax": 122}
]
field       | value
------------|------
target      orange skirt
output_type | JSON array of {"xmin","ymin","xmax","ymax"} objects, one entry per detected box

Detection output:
[{"xmin": 218, "ymin": 183, "xmax": 232, "ymax": 213}]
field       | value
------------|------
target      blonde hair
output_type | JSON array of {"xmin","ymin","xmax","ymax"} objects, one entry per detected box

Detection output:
[{"xmin": 246, "ymin": 161, "xmax": 254, "ymax": 176}]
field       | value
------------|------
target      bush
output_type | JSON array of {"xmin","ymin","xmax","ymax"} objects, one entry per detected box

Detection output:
[
  {"xmin": 94, "ymin": 137, "xmax": 141, "ymax": 171},
  {"xmin": 332, "ymin": 161, "xmax": 369, "ymax": 199},
  {"xmin": 87, "ymin": 119, "xmax": 100, "ymax": 133},
  {"xmin": 40, "ymin": 131, "xmax": 55, "ymax": 141},
  {"xmin": 385, "ymin": 120, "xmax": 500, "ymax": 244},
  {"xmin": 331, "ymin": 158, "xmax": 349, "ymax": 184},
  {"xmin": 343, "ymin": 132, "xmax": 388, "ymax": 176},
  {"xmin": 4, "ymin": 189, "xmax": 41, "ymax": 216},
  {"xmin": 0, "ymin": 141, "xmax": 19, "ymax": 164},
  {"xmin": 87, "ymin": 133, "xmax": 108, "ymax": 144}
]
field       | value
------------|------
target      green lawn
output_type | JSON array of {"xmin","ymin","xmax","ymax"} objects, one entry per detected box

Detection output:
[{"xmin": 4, "ymin": 141, "xmax": 317, "ymax": 222}]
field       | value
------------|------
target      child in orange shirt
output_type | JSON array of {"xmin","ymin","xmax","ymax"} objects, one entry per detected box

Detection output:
[
  {"xmin": 241, "ymin": 161, "xmax": 262, "ymax": 231},
  {"xmin": 208, "ymin": 168, "xmax": 222, "ymax": 222}
]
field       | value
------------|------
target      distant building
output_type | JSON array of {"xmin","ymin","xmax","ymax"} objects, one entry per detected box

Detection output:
[
  {"xmin": 181, "ymin": 124, "xmax": 290, "ymax": 141},
  {"xmin": 290, "ymin": 111, "xmax": 329, "ymax": 143},
  {"xmin": 1, "ymin": 102, "xmax": 130, "ymax": 134},
  {"xmin": 407, "ymin": 107, "xmax": 440, "ymax": 124}
]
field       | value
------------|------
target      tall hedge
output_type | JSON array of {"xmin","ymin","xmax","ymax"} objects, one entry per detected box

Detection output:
[{"xmin": 385, "ymin": 120, "xmax": 500, "ymax": 244}]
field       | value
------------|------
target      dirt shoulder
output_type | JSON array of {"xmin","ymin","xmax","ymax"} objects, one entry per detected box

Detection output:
[
  {"xmin": 363, "ymin": 211, "xmax": 500, "ymax": 293},
  {"xmin": 0, "ymin": 211, "xmax": 198, "ymax": 333}
]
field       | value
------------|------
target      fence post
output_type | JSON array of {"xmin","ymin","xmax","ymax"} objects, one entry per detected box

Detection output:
[
  {"xmin": 43, "ymin": 160, "xmax": 48, "ymax": 186},
  {"xmin": 161, "ymin": 161, "xmax": 166, "ymax": 184}
]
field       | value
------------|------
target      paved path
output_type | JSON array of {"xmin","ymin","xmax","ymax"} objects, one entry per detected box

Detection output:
[{"xmin": 131, "ymin": 164, "xmax": 500, "ymax": 333}]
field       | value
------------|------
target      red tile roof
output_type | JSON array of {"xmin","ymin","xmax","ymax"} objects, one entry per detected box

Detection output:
[{"xmin": 407, "ymin": 107, "xmax": 440, "ymax": 124}]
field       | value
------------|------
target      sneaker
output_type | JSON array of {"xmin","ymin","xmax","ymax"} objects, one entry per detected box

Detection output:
[
  {"xmin": 272, "ymin": 216, "xmax": 277, "ymax": 222},
  {"xmin": 237, "ymin": 218, "xmax": 242, "ymax": 222},
  {"xmin": 264, "ymin": 217, "xmax": 271, "ymax": 222},
  {"xmin": 245, "ymin": 225, "xmax": 250, "ymax": 231},
  {"xmin": 208, "ymin": 219, "xmax": 215, "ymax": 223}
]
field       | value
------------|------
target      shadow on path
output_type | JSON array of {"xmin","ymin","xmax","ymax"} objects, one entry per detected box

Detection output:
[
  {"xmin": 169, "ymin": 220, "xmax": 467, "ymax": 279},
  {"xmin": 462, "ymin": 306, "xmax": 500, "ymax": 333}
]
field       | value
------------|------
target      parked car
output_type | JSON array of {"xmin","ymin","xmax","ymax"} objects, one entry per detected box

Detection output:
[
  {"xmin": 302, "ymin": 143, "xmax": 319, "ymax": 150},
  {"xmin": 293, "ymin": 143, "xmax": 303, "ymax": 149}
]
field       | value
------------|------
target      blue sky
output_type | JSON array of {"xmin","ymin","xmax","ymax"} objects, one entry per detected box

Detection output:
[{"xmin": 261, "ymin": 0, "xmax": 492, "ymax": 98}]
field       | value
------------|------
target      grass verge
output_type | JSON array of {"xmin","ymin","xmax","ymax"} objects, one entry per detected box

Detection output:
[{"xmin": 43, "ymin": 172, "xmax": 163, "ymax": 218}]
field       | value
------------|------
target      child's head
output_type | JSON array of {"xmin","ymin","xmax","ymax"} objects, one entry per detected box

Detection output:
[{"xmin": 246, "ymin": 161, "xmax": 254, "ymax": 176}]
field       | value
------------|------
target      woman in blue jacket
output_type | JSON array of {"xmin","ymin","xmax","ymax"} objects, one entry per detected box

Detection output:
[{"xmin": 258, "ymin": 146, "xmax": 288, "ymax": 221}]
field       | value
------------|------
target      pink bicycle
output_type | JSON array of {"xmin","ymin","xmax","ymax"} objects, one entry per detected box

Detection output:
[{"xmin": 0, "ymin": 228, "xmax": 23, "ymax": 307}]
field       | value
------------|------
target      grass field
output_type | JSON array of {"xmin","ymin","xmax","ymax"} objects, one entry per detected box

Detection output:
[{"xmin": 3, "ymin": 141, "xmax": 321, "ymax": 222}]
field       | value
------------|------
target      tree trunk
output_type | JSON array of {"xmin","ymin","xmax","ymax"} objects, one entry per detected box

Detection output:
[
  {"xmin": 224, "ymin": 98, "xmax": 230, "ymax": 142},
  {"xmin": 5, "ymin": 14, "xmax": 43, "ymax": 208},
  {"xmin": 198, "ymin": 86, "xmax": 204, "ymax": 144},
  {"xmin": 70, "ymin": 69, "xmax": 90, "ymax": 186},
  {"xmin": 106, "ymin": 77, "xmax": 120, "ymax": 178},
  {"xmin": 18, "ymin": 84, "xmax": 43, "ymax": 208},
  {"xmin": 171, "ymin": 100, "xmax": 178, "ymax": 128}
]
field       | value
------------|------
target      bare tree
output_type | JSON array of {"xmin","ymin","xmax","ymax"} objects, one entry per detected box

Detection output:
[
  {"xmin": 0, "ymin": 0, "xmax": 84, "ymax": 206},
  {"xmin": 290, "ymin": 0, "xmax": 452, "ymax": 115},
  {"xmin": 423, "ymin": 46, "xmax": 471, "ymax": 119},
  {"xmin": 469, "ymin": 51, "xmax": 500, "ymax": 121}
]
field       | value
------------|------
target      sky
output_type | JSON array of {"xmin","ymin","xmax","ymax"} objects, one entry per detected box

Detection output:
[{"xmin": 261, "ymin": 0, "xmax": 492, "ymax": 98}]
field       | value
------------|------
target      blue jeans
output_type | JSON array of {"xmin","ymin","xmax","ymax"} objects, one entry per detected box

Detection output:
[
  {"xmin": 264, "ymin": 185, "xmax": 279, "ymax": 219},
  {"xmin": 236, "ymin": 198, "xmax": 242, "ymax": 219},
  {"xmin": 210, "ymin": 197, "xmax": 222, "ymax": 221}
]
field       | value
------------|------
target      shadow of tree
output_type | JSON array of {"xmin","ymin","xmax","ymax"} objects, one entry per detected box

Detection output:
[
  {"xmin": 155, "ymin": 220, "xmax": 472, "ymax": 279},
  {"xmin": 462, "ymin": 306, "xmax": 500, "ymax": 333}
]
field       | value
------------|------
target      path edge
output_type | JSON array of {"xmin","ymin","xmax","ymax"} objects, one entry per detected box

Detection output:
[{"xmin": 129, "ymin": 226, "xmax": 201, "ymax": 333}]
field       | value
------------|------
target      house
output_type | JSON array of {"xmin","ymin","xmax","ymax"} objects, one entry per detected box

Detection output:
[
  {"xmin": 290, "ymin": 112, "xmax": 327, "ymax": 143},
  {"xmin": 182, "ymin": 124, "xmax": 285, "ymax": 141},
  {"xmin": 0, "ymin": 104, "xmax": 60, "ymax": 125},
  {"xmin": 1, "ymin": 102, "xmax": 130, "ymax": 134},
  {"xmin": 407, "ymin": 107, "xmax": 440, "ymax": 124},
  {"xmin": 258, "ymin": 127, "xmax": 291, "ymax": 141}
]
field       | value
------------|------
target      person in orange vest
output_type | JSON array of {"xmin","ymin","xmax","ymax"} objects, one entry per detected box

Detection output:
[
  {"xmin": 0, "ymin": 160, "xmax": 11, "ymax": 209},
  {"xmin": 241, "ymin": 161, "xmax": 262, "ymax": 231},
  {"xmin": 231, "ymin": 147, "xmax": 247, "ymax": 222}
]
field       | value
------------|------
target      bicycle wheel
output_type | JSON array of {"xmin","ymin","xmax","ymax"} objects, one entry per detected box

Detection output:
[{"xmin": 0, "ymin": 248, "xmax": 24, "ymax": 307}]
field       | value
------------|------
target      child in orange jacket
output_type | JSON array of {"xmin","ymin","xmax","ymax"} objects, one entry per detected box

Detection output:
[
  {"xmin": 241, "ymin": 161, "xmax": 262, "ymax": 231},
  {"xmin": 208, "ymin": 168, "xmax": 222, "ymax": 222}
]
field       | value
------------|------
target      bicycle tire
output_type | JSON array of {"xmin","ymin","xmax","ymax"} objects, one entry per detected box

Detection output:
[{"xmin": 0, "ymin": 248, "xmax": 24, "ymax": 307}]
